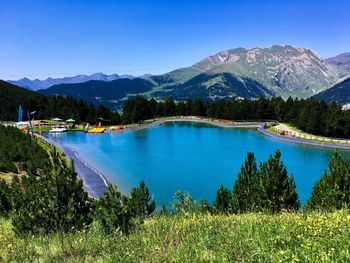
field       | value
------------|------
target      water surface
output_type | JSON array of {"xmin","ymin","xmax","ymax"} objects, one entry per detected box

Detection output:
[{"xmin": 47, "ymin": 122, "xmax": 350, "ymax": 205}]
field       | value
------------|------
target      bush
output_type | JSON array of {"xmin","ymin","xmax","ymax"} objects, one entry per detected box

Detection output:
[
  {"xmin": 0, "ymin": 180, "xmax": 12, "ymax": 216},
  {"xmin": 12, "ymin": 150, "xmax": 93, "ymax": 235},
  {"xmin": 171, "ymin": 191, "xmax": 197, "ymax": 215}
]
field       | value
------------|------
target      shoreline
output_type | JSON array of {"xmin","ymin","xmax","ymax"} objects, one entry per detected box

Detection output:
[
  {"xmin": 35, "ymin": 133, "xmax": 109, "ymax": 199},
  {"xmin": 114, "ymin": 117, "xmax": 350, "ymax": 149},
  {"xmin": 37, "ymin": 118, "xmax": 350, "ymax": 198}
]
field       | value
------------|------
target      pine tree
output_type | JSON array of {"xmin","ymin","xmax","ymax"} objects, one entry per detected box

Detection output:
[
  {"xmin": 307, "ymin": 151, "xmax": 350, "ymax": 210},
  {"xmin": 129, "ymin": 180, "xmax": 156, "ymax": 219},
  {"xmin": 213, "ymin": 184, "xmax": 232, "ymax": 214},
  {"xmin": 94, "ymin": 184, "xmax": 133, "ymax": 234},
  {"xmin": 232, "ymin": 152, "xmax": 261, "ymax": 213},
  {"xmin": 259, "ymin": 150, "xmax": 300, "ymax": 212},
  {"xmin": 230, "ymin": 150, "xmax": 300, "ymax": 213}
]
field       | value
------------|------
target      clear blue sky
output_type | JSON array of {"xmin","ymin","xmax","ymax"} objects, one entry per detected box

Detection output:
[{"xmin": 1, "ymin": 0, "xmax": 349, "ymax": 80}]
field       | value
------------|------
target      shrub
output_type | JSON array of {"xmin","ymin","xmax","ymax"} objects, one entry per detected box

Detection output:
[
  {"xmin": 171, "ymin": 191, "xmax": 197, "ymax": 215},
  {"xmin": 0, "ymin": 180, "xmax": 12, "ymax": 216},
  {"xmin": 12, "ymin": 149, "xmax": 93, "ymax": 235},
  {"xmin": 197, "ymin": 199, "xmax": 212, "ymax": 214},
  {"xmin": 159, "ymin": 203, "xmax": 168, "ymax": 215}
]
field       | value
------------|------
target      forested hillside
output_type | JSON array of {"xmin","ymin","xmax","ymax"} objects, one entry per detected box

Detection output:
[
  {"xmin": 0, "ymin": 125, "xmax": 51, "ymax": 175},
  {"xmin": 0, "ymin": 80, "xmax": 119, "ymax": 123},
  {"xmin": 313, "ymin": 77, "xmax": 350, "ymax": 105},
  {"xmin": 39, "ymin": 78, "xmax": 155, "ymax": 110}
]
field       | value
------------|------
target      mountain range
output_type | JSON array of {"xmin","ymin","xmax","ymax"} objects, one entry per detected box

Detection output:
[
  {"xmin": 8, "ymin": 45, "xmax": 350, "ymax": 109},
  {"xmin": 325, "ymin": 53, "xmax": 350, "ymax": 72},
  {"xmin": 7, "ymin": 73, "xmax": 136, "ymax": 91}
]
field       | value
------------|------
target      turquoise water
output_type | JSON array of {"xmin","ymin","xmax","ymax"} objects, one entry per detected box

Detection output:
[{"xmin": 47, "ymin": 122, "xmax": 350, "ymax": 206}]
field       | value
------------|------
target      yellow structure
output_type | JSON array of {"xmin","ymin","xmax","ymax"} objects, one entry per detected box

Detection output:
[{"xmin": 88, "ymin": 127, "xmax": 106, "ymax": 133}]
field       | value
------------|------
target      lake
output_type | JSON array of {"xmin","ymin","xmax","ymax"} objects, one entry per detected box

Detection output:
[{"xmin": 47, "ymin": 122, "xmax": 350, "ymax": 206}]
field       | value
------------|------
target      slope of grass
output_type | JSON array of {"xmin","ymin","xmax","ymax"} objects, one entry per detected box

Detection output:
[{"xmin": 0, "ymin": 210, "xmax": 349, "ymax": 262}]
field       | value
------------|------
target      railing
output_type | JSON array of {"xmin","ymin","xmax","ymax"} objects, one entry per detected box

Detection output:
[{"xmin": 272, "ymin": 126, "xmax": 350, "ymax": 145}]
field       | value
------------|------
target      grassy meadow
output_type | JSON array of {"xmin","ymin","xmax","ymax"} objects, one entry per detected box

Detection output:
[{"xmin": 1, "ymin": 210, "xmax": 349, "ymax": 262}]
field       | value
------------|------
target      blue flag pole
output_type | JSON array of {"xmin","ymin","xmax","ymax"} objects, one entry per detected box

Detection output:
[{"xmin": 18, "ymin": 105, "xmax": 23, "ymax": 122}]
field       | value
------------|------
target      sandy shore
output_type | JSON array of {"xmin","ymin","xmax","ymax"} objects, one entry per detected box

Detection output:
[{"xmin": 36, "ymin": 133, "xmax": 108, "ymax": 199}]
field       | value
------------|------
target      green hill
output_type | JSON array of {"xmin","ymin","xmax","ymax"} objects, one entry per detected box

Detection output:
[
  {"xmin": 39, "ymin": 78, "xmax": 155, "ymax": 110},
  {"xmin": 313, "ymin": 77, "xmax": 350, "ymax": 105},
  {"xmin": 0, "ymin": 80, "xmax": 116, "ymax": 122},
  {"xmin": 168, "ymin": 72, "xmax": 274, "ymax": 100}
]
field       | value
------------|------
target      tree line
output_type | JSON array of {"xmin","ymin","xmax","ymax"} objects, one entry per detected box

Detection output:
[
  {"xmin": 3, "ymin": 78, "xmax": 350, "ymax": 138},
  {"xmin": 0, "ymin": 125, "xmax": 349, "ymax": 237},
  {"xmin": 122, "ymin": 96, "xmax": 350, "ymax": 139}
]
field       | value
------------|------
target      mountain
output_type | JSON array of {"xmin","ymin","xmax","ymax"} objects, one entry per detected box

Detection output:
[
  {"xmin": 155, "ymin": 45, "xmax": 339, "ymax": 98},
  {"xmin": 313, "ymin": 77, "xmax": 350, "ymax": 105},
  {"xmin": 7, "ymin": 73, "xmax": 126, "ymax": 91},
  {"xmin": 153, "ymin": 73, "xmax": 274, "ymax": 101},
  {"xmin": 38, "ymin": 45, "xmax": 346, "ymax": 109},
  {"xmin": 325, "ymin": 53, "xmax": 350, "ymax": 73},
  {"xmin": 39, "ymin": 78, "xmax": 155, "ymax": 109},
  {"xmin": 40, "ymin": 73, "xmax": 273, "ymax": 110}
]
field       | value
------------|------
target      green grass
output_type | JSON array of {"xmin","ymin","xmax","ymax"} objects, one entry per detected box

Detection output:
[{"xmin": 1, "ymin": 210, "xmax": 349, "ymax": 262}]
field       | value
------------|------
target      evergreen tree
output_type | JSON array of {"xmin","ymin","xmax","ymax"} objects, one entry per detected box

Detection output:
[
  {"xmin": 94, "ymin": 184, "xmax": 133, "ymax": 234},
  {"xmin": 232, "ymin": 152, "xmax": 261, "ymax": 213},
  {"xmin": 213, "ymin": 184, "xmax": 232, "ymax": 214},
  {"xmin": 307, "ymin": 151, "xmax": 350, "ymax": 210},
  {"xmin": 259, "ymin": 150, "xmax": 300, "ymax": 212},
  {"xmin": 129, "ymin": 180, "xmax": 156, "ymax": 219}
]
